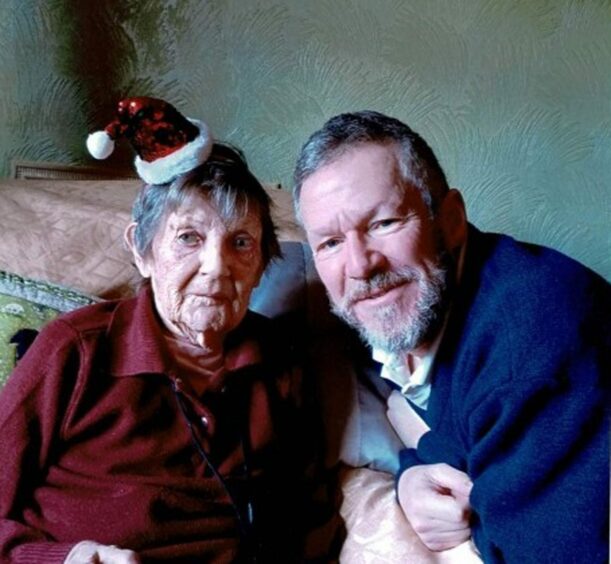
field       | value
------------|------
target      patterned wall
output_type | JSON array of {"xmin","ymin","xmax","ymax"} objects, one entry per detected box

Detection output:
[{"xmin": 1, "ymin": 0, "xmax": 610, "ymax": 280}]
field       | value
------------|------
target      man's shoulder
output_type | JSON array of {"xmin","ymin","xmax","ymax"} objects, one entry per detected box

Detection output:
[
  {"xmin": 468, "ymin": 227, "xmax": 609, "ymax": 312},
  {"xmin": 474, "ymin": 226, "xmax": 603, "ymax": 281},
  {"xmin": 442, "ymin": 227, "xmax": 609, "ymax": 382}
]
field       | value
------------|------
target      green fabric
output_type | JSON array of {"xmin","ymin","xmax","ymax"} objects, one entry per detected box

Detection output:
[{"xmin": 0, "ymin": 271, "xmax": 97, "ymax": 387}]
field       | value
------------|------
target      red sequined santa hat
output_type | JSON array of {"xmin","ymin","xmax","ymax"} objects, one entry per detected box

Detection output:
[{"xmin": 86, "ymin": 96, "xmax": 213, "ymax": 184}]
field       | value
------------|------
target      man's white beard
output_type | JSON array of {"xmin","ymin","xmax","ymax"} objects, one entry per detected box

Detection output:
[{"xmin": 331, "ymin": 260, "xmax": 451, "ymax": 355}]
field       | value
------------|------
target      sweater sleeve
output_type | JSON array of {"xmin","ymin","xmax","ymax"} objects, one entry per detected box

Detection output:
[
  {"xmin": 0, "ymin": 319, "xmax": 82, "ymax": 564},
  {"xmin": 398, "ymin": 431, "xmax": 467, "ymax": 472},
  {"xmin": 465, "ymin": 363, "xmax": 608, "ymax": 564}
]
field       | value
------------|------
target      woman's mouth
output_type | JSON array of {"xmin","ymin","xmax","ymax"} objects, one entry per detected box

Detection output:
[{"xmin": 190, "ymin": 293, "xmax": 228, "ymax": 305}]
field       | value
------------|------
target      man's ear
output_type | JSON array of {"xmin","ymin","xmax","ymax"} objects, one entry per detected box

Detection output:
[
  {"xmin": 124, "ymin": 223, "xmax": 151, "ymax": 278},
  {"xmin": 439, "ymin": 189, "xmax": 468, "ymax": 251}
]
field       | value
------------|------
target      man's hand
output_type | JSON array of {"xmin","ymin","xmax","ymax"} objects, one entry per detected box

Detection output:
[
  {"xmin": 397, "ymin": 463, "xmax": 473, "ymax": 552},
  {"xmin": 64, "ymin": 541, "xmax": 140, "ymax": 564}
]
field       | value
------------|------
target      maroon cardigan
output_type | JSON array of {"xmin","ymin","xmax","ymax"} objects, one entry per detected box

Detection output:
[{"xmin": 0, "ymin": 287, "xmax": 311, "ymax": 563}]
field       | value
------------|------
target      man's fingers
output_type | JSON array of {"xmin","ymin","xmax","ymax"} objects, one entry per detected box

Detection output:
[
  {"xmin": 429, "ymin": 463, "xmax": 473, "ymax": 499},
  {"xmin": 420, "ymin": 527, "xmax": 473, "ymax": 552},
  {"xmin": 414, "ymin": 488, "xmax": 471, "ymax": 524},
  {"xmin": 397, "ymin": 464, "xmax": 474, "ymax": 552},
  {"xmin": 411, "ymin": 513, "xmax": 472, "ymax": 552},
  {"xmin": 400, "ymin": 474, "xmax": 469, "ymax": 526}
]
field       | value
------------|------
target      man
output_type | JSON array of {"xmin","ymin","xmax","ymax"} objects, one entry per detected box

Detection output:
[{"xmin": 293, "ymin": 110, "xmax": 609, "ymax": 563}]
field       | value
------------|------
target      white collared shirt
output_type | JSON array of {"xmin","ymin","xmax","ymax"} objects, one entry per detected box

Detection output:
[{"xmin": 372, "ymin": 329, "xmax": 443, "ymax": 410}]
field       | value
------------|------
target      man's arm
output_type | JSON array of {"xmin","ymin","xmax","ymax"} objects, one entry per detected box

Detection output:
[
  {"xmin": 464, "ymin": 371, "xmax": 608, "ymax": 563},
  {"xmin": 387, "ymin": 391, "xmax": 474, "ymax": 551}
]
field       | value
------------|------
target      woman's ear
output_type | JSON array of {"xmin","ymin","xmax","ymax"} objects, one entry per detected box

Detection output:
[
  {"xmin": 124, "ymin": 223, "xmax": 151, "ymax": 278},
  {"xmin": 439, "ymin": 189, "xmax": 468, "ymax": 252}
]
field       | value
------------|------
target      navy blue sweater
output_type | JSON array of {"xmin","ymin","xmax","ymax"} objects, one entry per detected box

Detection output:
[{"xmin": 399, "ymin": 226, "xmax": 609, "ymax": 563}]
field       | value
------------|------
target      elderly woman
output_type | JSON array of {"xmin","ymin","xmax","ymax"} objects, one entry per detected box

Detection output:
[{"xmin": 0, "ymin": 140, "xmax": 320, "ymax": 562}]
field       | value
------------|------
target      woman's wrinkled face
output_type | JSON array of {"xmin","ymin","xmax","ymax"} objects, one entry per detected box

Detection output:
[{"xmin": 134, "ymin": 193, "xmax": 264, "ymax": 347}]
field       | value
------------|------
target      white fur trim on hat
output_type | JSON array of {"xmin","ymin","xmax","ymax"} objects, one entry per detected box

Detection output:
[
  {"xmin": 135, "ymin": 119, "xmax": 213, "ymax": 184},
  {"xmin": 87, "ymin": 130, "xmax": 115, "ymax": 159}
]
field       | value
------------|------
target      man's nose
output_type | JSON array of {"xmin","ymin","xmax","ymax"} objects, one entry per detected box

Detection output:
[
  {"xmin": 198, "ymin": 241, "xmax": 230, "ymax": 276},
  {"xmin": 345, "ymin": 234, "xmax": 384, "ymax": 279}
]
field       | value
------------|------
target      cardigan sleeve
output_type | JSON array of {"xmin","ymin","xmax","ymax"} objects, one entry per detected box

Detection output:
[
  {"xmin": 0, "ymin": 319, "xmax": 82, "ymax": 564},
  {"xmin": 399, "ymin": 431, "xmax": 467, "ymax": 471},
  {"xmin": 465, "ymin": 363, "xmax": 608, "ymax": 564}
]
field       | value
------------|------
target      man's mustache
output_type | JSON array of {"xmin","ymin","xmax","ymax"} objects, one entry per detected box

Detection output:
[{"xmin": 341, "ymin": 267, "xmax": 421, "ymax": 309}]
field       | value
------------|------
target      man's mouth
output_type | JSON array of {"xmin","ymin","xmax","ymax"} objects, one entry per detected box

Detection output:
[{"xmin": 349, "ymin": 282, "xmax": 408, "ymax": 307}]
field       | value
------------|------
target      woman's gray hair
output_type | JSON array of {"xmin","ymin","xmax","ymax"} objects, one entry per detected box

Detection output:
[
  {"xmin": 293, "ymin": 110, "xmax": 449, "ymax": 219},
  {"xmin": 131, "ymin": 143, "xmax": 281, "ymax": 267}
]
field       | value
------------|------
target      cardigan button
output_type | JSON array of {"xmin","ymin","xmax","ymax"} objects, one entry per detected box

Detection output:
[{"xmin": 201, "ymin": 415, "xmax": 209, "ymax": 428}]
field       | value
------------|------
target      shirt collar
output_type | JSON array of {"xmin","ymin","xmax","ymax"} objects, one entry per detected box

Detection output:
[
  {"xmin": 107, "ymin": 286, "xmax": 168, "ymax": 377},
  {"xmin": 372, "ymin": 326, "xmax": 443, "ymax": 409},
  {"xmin": 107, "ymin": 285, "xmax": 263, "ymax": 378}
]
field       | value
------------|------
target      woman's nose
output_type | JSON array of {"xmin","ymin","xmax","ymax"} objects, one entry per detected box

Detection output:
[
  {"xmin": 198, "ymin": 241, "xmax": 230, "ymax": 276},
  {"xmin": 345, "ymin": 234, "xmax": 384, "ymax": 279}
]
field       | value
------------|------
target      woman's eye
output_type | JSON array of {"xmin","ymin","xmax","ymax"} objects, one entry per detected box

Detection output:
[
  {"xmin": 372, "ymin": 219, "xmax": 398, "ymax": 230},
  {"xmin": 234, "ymin": 235, "xmax": 255, "ymax": 250},
  {"xmin": 177, "ymin": 232, "xmax": 199, "ymax": 245}
]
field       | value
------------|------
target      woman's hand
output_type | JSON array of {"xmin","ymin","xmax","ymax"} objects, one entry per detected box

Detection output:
[
  {"xmin": 397, "ymin": 463, "xmax": 473, "ymax": 551},
  {"xmin": 64, "ymin": 541, "xmax": 140, "ymax": 564}
]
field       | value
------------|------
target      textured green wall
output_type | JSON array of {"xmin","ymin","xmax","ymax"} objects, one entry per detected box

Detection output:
[{"xmin": 1, "ymin": 0, "xmax": 610, "ymax": 280}]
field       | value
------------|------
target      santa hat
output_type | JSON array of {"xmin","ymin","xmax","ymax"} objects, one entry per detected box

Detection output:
[{"xmin": 86, "ymin": 96, "xmax": 213, "ymax": 184}]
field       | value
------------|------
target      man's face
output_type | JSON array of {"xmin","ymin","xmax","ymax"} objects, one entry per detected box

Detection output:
[
  {"xmin": 133, "ymin": 193, "xmax": 264, "ymax": 348},
  {"xmin": 299, "ymin": 142, "xmax": 460, "ymax": 354}
]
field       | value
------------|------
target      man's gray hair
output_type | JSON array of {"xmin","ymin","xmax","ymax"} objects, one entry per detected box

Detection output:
[
  {"xmin": 293, "ymin": 110, "xmax": 449, "ymax": 219},
  {"xmin": 131, "ymin": 143, "xmax": 280, "ymax": 267}
]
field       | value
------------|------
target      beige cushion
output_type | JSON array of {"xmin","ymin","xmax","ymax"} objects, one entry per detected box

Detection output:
[
  {"xmin": 338, "ymin": 466, "xmax": 482, "ymax": 563},
  {"xmin": 0, "ymin": 180, "xmax": 303, "ymax": 299},
  {"xmin": 0, "ymin": 270, "xmax": 97, "ymax": 387}
]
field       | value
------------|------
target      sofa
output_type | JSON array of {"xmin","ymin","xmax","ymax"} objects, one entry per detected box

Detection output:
[{"xmin": 0, "ymin": 178, "xmax": 479, "ymax": 562}]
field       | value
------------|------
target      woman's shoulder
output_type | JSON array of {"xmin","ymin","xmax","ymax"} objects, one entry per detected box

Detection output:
[{"xmin": 57, "ymin": 298, "xmax": 131, "ymax": 334}]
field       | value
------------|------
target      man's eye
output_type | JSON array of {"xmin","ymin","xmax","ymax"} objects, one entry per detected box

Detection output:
[
  {"xmin": 177, "ymin": 232, "xmax": 199, "ymax": 245},
  {"xmin": 318, "ymin": 238, "xmax": 342, "ymax": 252}
]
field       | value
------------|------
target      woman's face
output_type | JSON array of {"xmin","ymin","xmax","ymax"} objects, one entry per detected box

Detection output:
[{"xmin": 133, "ymin": 193, "xmax": 264, "ymax": 348}]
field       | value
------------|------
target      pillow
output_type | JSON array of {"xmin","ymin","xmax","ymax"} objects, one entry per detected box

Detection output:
[
  {"xmin": 338, "ymin": 466, "xmax": 483, "ymax": 563},
  {"xmin": 250, "ymin": 241, "xmax": 315, "ymax": 319},
  {"xmin": 0, "ymin": 271, "xmax": 97, "ymax": 388},
  {"xmin": 338, "ymin": 465, "xmax": 432, "ymax": 562}
]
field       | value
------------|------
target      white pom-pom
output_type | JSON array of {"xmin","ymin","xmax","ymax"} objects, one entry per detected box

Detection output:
[{"xmin": 87, "ymin": 130, "xmax": 115, "ymax": 159}]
